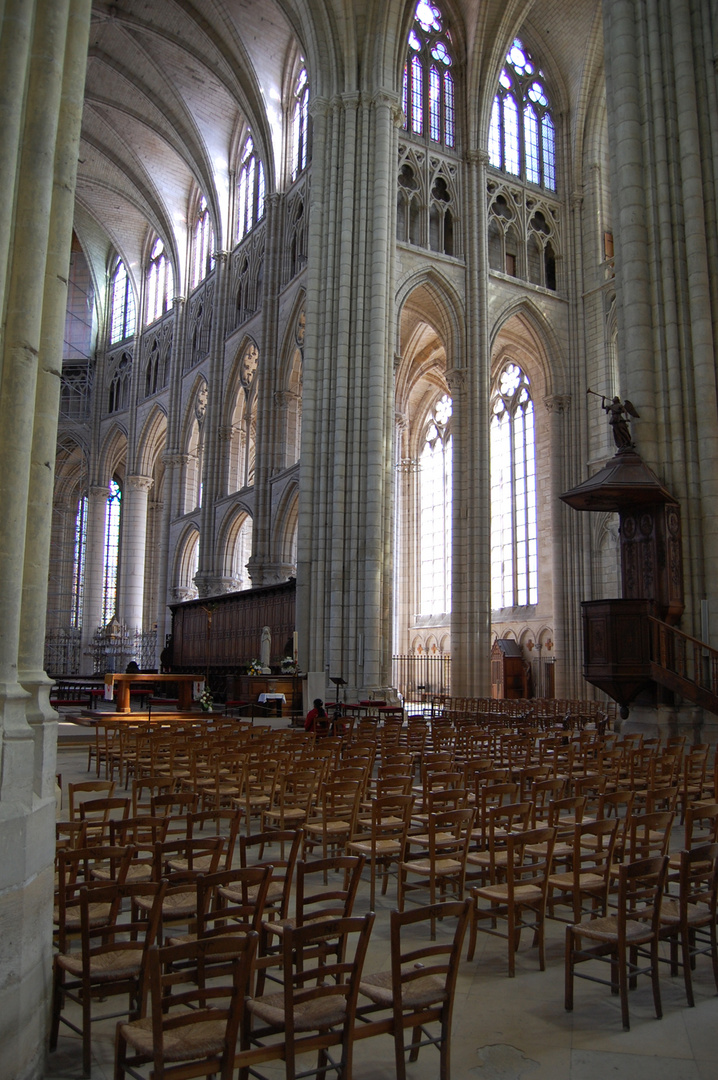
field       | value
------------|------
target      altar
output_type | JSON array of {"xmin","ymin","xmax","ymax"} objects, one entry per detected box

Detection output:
[{"xmin": 103, "ymin": 672, "xmax": 201, "ymax": 714}]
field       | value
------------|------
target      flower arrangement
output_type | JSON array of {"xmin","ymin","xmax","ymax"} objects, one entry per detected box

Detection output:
[
  {"xmin": 199, "ymin": 688, "xmax": 214, "ymax": 712},
  {"xmin": 281, "ymin": 656, "xmax": 298, "ymax": 674},
  {"xmin": 246, "ymin": 659, "xmax": 263, "ymax": 676}
]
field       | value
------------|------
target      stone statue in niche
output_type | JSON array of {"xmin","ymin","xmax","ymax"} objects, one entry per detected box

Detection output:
[{"xmin": 260, "ymin": 625, "xmax": 271, "ymax": 673}]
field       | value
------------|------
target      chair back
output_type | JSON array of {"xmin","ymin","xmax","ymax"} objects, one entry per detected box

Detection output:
[
  {"xmin": 295, "ymin": 854, "xmax": 365, "ymax": 925},
  {"xmin": 239, "ymin": 828, "xmax": 303, "ymax": 920}
]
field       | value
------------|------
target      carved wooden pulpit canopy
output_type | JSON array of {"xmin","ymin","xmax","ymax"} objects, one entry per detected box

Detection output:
[{"xmin": 561, "ymin": 448, "xmax": 684, "ymax": 712}]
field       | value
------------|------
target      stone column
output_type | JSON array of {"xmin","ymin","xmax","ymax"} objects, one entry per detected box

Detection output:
[
  {"xmin": 452, "ymin": 149, "xmax": 491, "ymax": 696},
  {"xmin": 544, "ymin": 395, "xmax": 572, "ymax": 698},
  {"xmin": 118, "ymin": 475, "xmax": 154, "ymax": 631},
  {"xmin": 296, "ymin": 88, "xmax": 399, "ymax": 696},
  {"xmin": 0, "ymin": 2, "xmax": 92, "ymax": 1076},
  {"xmin": 195, "ymin": 251, "xmax": 229, "ymax": 597},
  {"xmin": 602, "ymin": 0, "xmax": 718, "ymax": 639},
  {"xmin": 249, "ymin": 193, "xmax": 283, "ymax": 586}
]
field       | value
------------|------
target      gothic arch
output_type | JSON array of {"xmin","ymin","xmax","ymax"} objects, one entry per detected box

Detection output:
[
  {"xmin": 173, "ymin": 523, "xmax": 201, "ymax": 599},
  {"xmin": 273, "ymin": 480, "xmax": 299, "ymax": 568},
  {"xmin": 135, "ymin": 405, "xmax": 167, "ymax": 478},
  {"xmin": 395, "ymin": 266, "xmax": 465, "ymax": 369},
  {"xmin": 54, "ymin": 436, "xmax": 89, "ymax": 504},
  {"xmin": 217, "ymin": 505, "xmax": 253, "ymax": 590},
  {"xmin": 98, "ymin": 424, "xmax": 128, "ymax": 485},
  {"xmin": 490, "ymin": 297, "xmax": 566, "ymax": 396}
]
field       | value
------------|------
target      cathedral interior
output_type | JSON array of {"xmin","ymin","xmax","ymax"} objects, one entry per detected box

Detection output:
[{"xmin": 2, "ymin": 0, "xmax": 718, "ymax": 1076}]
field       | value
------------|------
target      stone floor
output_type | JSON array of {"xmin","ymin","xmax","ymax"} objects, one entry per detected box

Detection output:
[{"xmin": 46, "ymin": 718, "xmax": 718, "ymax": 1080}]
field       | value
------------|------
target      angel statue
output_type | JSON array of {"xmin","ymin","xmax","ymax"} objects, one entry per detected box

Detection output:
[{"xmin": 588, "ymin": 389, "xmax": 640, "ymax": 450}]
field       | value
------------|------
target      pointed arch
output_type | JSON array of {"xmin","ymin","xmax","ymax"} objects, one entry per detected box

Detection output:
[
  {"xmin": 135, "ymin": 404, "xmax": 167, "ymax": 479},
  {"xmin": 490, "ymin": 296, "xmax": 567, "ymax": 396},
  {"xmin": 224, "ymin": 336, "xmax": 259, "ymax": 493},
  {"xmin": 98, "ymin": 424, "xmax": 128, "ymax": 486},
  {"xmin": 217, "ymin": 505, "xmax": 254, "ymax": 591},
  {"xmin": 173, "ymin": 523, "xmax": 201, "ymax": 600},
  {"xmin": 273, "ymin": 480, "xmax": 299, "ymax": 570}
]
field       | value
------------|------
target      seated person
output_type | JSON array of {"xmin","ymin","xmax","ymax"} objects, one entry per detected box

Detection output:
[{"xmin": 304, "ymin": 698, "xmax": 329, "ymax": 734}]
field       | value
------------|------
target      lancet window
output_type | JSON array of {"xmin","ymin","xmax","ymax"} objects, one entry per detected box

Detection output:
[
  {"xmin": 291, "ymin": 67, "xmax": 310, "ymax": 181},
  {"xmin": 101, "ymin": 479, "xmax": 122, "ymax": 625},
  {"xmin": 490, "ymin": 363, "xmax": 537, "ymax": 608},
  {"xmin": 488, "ymin": 39, "xmax": 556, "ymax": 191},
  {"xmin": 420, "ymin": 393, "xmax": 452, "ymax": 616},
  {"xmin": 403, "ymin": 2, "xmax": 456, "ymax": 149},
  {"xmin": 145, "ymin": 238, "xmax": 173, "ymax": 325},
  {"xmin": 109, "ymin": 259, "xmax": 136, "ymax": 344},
  {"xmin": 191, "ymin": 195, "xmax": 214, "ymax": 289},
  {"xmin": 237, "ymin": 137, "xmax": 266, "ymax": 241}
]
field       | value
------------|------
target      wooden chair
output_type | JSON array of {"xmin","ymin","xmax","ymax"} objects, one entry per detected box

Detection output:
[
  {"xmin": 139, "ymin": 837, "xmax": 224, "ymax": 939},
  {"xmin": 50, "ymin": 879, "xmax": 167, "ymax": 1077},
  {"xmin": 565, "ymin": 855, "xmax": 669, "ymax": 1030},
  {"xmin": 668, "ymin": 802, "xmax": 718, "ymax": 877},
  {"xmin": 399, "ymin": 808, "xmax": 475, "ymax": 938},
  {"xmin": 78, "ymin": 795, "xmax": 130, "ymax": 843},
  {"xmin": 105, "ymin": 816, "xmax": 169, "ymax": 882},
  {"xmin": 262, "ymin": 769, "xmax": 318, "ymax": 839},
  {"xmin": 547, "ymin": 817, "xmax": 618, "ymax": 924},
  {"xmin": 303, "ymin": 779, "xmax": 363, "ymax": 868},
  {"xmin": 465, "ymin": 800, "xmax": 532, "ymax": 890},
  {"xmin": 241, "ymin": 913, "xmax": 375, "ymax": 1080},
  {"xmin": 167, "ymin": 864, "xmax": 273, "ymax": 963},
  {"xmin": 347, "ymin": 793, "xmax": 415, "ymax": 908},
  {"xmin": 237, "ymin": 828, "xmax": 304, "ymax": 921},
  {"xmin": 115, "ymin": 933, "xmax": 258, "ymax": 1080},
  {"xmin": 67, "ymin": 779, "xmax": 116, "ymax": 820},
  {"xmin": 468, "ymin": 826, "xmax": 557, "ymax": 976},
  {"xmin": 658, "ymin": 842, "xmax": 718, "ymax": 1006},
  {"xmin": 54, "ymin": 844, "xmax": 134, "ymax": 952},
  {"xmin": 679, "ymin": 744, "xmax": 711, "ymax": 822},
  {"xmin": 356, "ymin": 899, "xmax": 472, "ymax": 1080}
]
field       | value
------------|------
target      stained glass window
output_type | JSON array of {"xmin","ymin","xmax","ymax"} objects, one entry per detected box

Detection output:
[
  {"xmin": 420, "ymin": 394, "xmax": 452, "ymax": 615},
  {"xmin": 101, "ymin": 479, "xmax": 122, "ymax": 625},
  {"xmin": 109, "ymin": 260, "xmax": 135, "ymax": 344},
  {"xmin": 403, "ymin": 2, "xmax": 455, "ymax": 148},
  {"xmin": 488, "ymin": 39, "xmax": 556, "ymax": 190},
  {"xmin": 291, "ymin": 67, "xmax": 310, "ymax": 181},
  {"xmin": 237, "ymin": 138, "xmax": 266, "ymax": 241},
  {"xmin": 145, "ymin": 238, "xmax": 173, "ymax": 325},
  {"xmin": 191, "ymin": 195, "xmax": 214, "ymax": 289},
  {"xmin": 491, "ymin": 364, "xmax": 538, "ymax": 608}
]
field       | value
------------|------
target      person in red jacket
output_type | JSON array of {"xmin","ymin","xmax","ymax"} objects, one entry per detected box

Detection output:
[{"xmin": 304, "ymin": 698, "xmax": 329, "ymax": 734}]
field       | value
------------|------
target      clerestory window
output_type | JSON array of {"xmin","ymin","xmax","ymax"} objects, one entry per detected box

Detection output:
[
  {"xmin": 291, "ymin": 67, "xmax": 310, "ymax": 181},
  {"xmin": 488, "ymin": 38, "xmax": 556, "ymax": 191},
  {"xmin": 403, "ymin": 2, "xmax": 456, "ymax": 149},
  {"xmin": 109, "ymin": 259, "xmax": 136, "ymax": 344},
  {"xmin": 191, "ymin": 195, "xmax": 214, "ymax": 289},
  {"xmin": 145, "ymin": 238, "xmax": 173, "ymax": 325},
  {"xmin": 237, "ymin": 137, "xmax": 266, "ymax": 241}
]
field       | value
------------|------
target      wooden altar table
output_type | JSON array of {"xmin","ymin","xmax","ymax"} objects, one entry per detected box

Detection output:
[{"xmin": 103, "ymin": 673, "xmax": 201, "ymax": 714}]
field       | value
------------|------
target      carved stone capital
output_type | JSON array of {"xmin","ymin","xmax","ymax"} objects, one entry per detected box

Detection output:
[
  {"xmin": 544, "ymin": 394, "xmax": 571, "ymax": 415},
  {"xmin": 371, "ymin": 89, "xmax": 400, "ymax": 112},
  {"xmin": 274, "ymin": 390, "xmax": 298, "ymax": 410},
  {"xmin": 172, "ymin": 586, "xmax": 196, "ymax": 603},
  {"xmin": 163, "ymin": 452, "xmax": 191, "ymax": 469},
  {"xmin": 218, "ymin": 425, "xmax": 235, "ymax": 443},
  {"xmin": 570, "ymin": 190, "xmax": 584, "ymax": 210},
  {"xmin": 467, "ymin": 149, "xmax": 490, "ymax": 168},
  {"xmin": 308, "ymin": 95, "xmax": 332, "ymax": 119},
  {"xmin": 126, "ymin": 474, "xmax": 154, "ymax": 493},
  {"xmin": 445, "ymin": 367, "xmax": 467, "ymax": 394}
]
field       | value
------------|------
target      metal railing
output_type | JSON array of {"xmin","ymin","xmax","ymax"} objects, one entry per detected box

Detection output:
[{"xmin": 392, "ymin": 654, "xmax": 451, "ymax": 700}]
